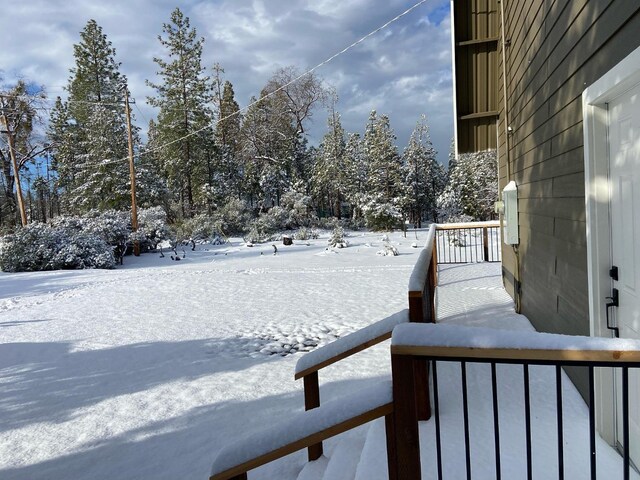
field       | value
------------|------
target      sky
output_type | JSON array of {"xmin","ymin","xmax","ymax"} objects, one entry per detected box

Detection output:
[{"xmin": 0, "ymin": 0, "xmax": 454, "ymax": 164}]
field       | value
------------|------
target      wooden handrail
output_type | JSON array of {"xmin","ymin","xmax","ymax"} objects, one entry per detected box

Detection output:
[
  {"xmin": 435, "ymin": 221, "xmax": 500, "ymax": 231},
  {"xmin": 294, "ymin": 310, "xmax": 409, "ymax": 380},
  {"xmin": 294, "ymin": 310, "xmax": 408, "ymax": 460},
  {"xmin": 209, "ymin": 383, "xmax": 394, "ymax": 480}
]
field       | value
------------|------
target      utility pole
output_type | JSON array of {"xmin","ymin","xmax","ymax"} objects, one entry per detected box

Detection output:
[
  {"xmin": 0, "ymin": 104, "xmax": 28, "ymax": 226},
  {"xmin": 123, "ymin": 85, "xmax": 140, "ymax": 256}
]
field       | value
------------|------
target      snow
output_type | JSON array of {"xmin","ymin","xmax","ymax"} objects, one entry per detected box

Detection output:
[
  {"xmin": 0, "ymin": 229, "xmax": 415, "ymax": 480},
  {"xmin": 407, "ymin": 224, "xmax": 436, "ymax": 292},
  {"xmin": 1, "ymin": 228, "xmax": 637, "ymax": 480}
]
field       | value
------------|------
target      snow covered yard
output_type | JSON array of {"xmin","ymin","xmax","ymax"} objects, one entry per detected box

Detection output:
[{"xmin": 0, "ymin": 230, "xmax": 420, "ymax": 480}]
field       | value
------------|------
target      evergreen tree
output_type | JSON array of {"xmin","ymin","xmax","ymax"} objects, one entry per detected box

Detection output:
[
  {"xmin": 361, "ymin": 111, "xmax": 409, "ymax": 229},
  {"xmin": 212, "ymin": 78, "xmax": 242, "ymax": 202},
  {"xmin": 147, "ymin": 7, "xmax": 213, "ymax": 217},
  {"xmin": 438, "ymin": 149, "xmax": 498, "ymax": 221},
  {"xmin": 402, "ymin": 115, "xmax": 446, "ymax": 226},
  {"xmin": 343, "ymin": 132, "xmax": 367, "ymax": 220},
  {"xmin": 48, "ymin": 19, "xmax": 132, "ymax": 214},
  {"xmin": 312, "ymin": 109, "xmax": 347, "ymax": 218}
]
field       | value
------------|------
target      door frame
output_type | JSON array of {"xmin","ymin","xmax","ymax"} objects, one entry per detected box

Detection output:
[{"xmin": 583, "ymin": 44, "xmax": 640, "ymax": 445}]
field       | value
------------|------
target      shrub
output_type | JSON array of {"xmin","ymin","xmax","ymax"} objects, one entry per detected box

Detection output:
[
  {"xmin": 361, "ymin": 198, "xmax": 402, "ymax": 231},
  {"xmin": 0, "ymin": 221, "xmax": 116, "ymax": 272},
  {"xmin": 328, "ymin": 226, "xmax": 348, "ymax": 248},
  {"xmin": 295, "ymin": 227, "xmax": 319, "ymax": 240}
]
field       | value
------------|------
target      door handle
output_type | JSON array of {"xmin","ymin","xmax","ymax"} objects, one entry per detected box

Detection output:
[{"xmin": 606, "ymin": 288, "xmax": 619, "ymax": 338}]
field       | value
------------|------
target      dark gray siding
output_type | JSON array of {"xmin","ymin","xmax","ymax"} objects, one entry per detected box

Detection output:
[{"xmin": 495, "ymin": 0, "xmax": 640, "ymax": 395}]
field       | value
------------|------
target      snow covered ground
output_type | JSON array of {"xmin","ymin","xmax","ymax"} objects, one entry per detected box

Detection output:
[
  {"xmin": 1, "ymin": 228, "xmax": 634, "ymax": 479},
  {"xmin": 0, "ymin": 229, "xmax": 420, "ymax": 480}
]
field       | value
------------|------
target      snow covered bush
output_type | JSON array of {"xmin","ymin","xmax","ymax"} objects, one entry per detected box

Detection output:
[
  {"xmin": 361, "ymin": 195, "xmax": 403, "ymax": 231},
  {"xmin": 328, "ymin": 226, "xmax": 348, "ymax": 248},
  {"xmin": 295, "ymin": 227, "xmax": 319, "ymax": 240},
  {"xmin": 279, "ymin": 190, "xmax": 316, "ymax": 227},
  {"xmin": 0, "ymin": 221, "xmax": 116, "ymax": 272},
  {"xmin": 136, "ymin": 207, "xmax": 171, "ymax": 250},
  {"xmin": 213, "ymin": 199, "xmax": 254, "ymax": 236},
  {"xmin": 179, "ymin": 214, "xmax": 225, "ymax": 243},
  {"xmin": 377, "ymin": 240, "xmax": 399, "ymax": 256}
]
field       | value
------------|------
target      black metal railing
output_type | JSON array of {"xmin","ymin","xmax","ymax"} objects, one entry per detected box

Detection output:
[
  {"xmin": 389, "ymin": 325, "xmax": 640, "ymax": 480},
  {"xmin": 427, "ymin": 359, "xmax": 640, "ymax": 480},
  {"xmin": 435, "ymin": 222, "xmax": 501, "ymax": 264}
]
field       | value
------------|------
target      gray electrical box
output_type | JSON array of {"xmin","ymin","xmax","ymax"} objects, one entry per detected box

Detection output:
[{"xmin": 502, "ymin": 181, "xmax": 519, "ymax": 245}]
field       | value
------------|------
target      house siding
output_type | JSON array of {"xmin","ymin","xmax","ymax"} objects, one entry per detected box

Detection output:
[{"xmin": 493, "ymin": 0, "xmax": 640, "ymax": 396}]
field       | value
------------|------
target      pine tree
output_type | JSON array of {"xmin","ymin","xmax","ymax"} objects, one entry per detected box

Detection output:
[
  {"xmin": 312, "ymin": 109, "xmax": 347, "ymax": 218},
  {"xmin": 343, "ymin": 132, "xmax": 367, "ymax": 219},
  {"xmin": 361, "ymin": 111, "xmax": 408, "ymax": 229},
  {"xmin": 48, "ymin": 19, "xmax": 132, "ymax": 214},
  {"xmin": 213, "ymin": 78, "xmax": 242, "ymax": 202},
  {"xmin": 438, "ymin": 149, "xmax": 498, "ymax": 221},
  {"xmin": 147, "ymin": 7, "xmax": 213, "ymax": 217},
  {"xmin": 402, "ymin": 115, "xmax": 445, "ymax": 226}
]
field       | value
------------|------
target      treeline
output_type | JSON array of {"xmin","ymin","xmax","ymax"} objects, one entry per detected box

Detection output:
[{"xmin": 0, "ymin": 8, "xmax": 496, "ymax": 238}]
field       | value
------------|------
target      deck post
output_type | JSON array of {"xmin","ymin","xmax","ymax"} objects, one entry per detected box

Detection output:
[
  {"xmin": 483, "ymin": 226, "xmax": 490, "ymax": 262},
  {"xmin": 303, "ymin": 372, "xmax": 323, "ymax": 460},
  {"xmin": 391, "ymin": 353, "xmax": 421, "ymax": 480},
  {"xmin": 385, "ymin": 413, "xmax": 399, "ymax": 480}
]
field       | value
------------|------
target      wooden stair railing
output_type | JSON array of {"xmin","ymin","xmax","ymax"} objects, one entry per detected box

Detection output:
[
  {"xmin": 209, "ymin": 382, "xmax": 394, "ymax": 480},
  {"xmin": 296, "ymin": 223, "xmax": 439, "ymax": 460},
  {"xmin": 209, "ymin": 225, "xmax": 442, "ymax": 480},
  {"xmin": 294, "ymin": 309, "xmax": 409, "ymax": 460}
]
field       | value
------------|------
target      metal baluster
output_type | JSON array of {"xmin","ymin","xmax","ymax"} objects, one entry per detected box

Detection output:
[
  {"xmin": 433, "ymin": 361, "xmax": 443, "ymax": 480},
  {"xmin": 491, "ymin": 362, "xmax": 501, "ymax": 480},
  {"xmin": 524, "ymin": 364, "xmax": 532, "ymax": 480},
  {"xmin": 556, "ymin": 365, "xmax": 564, "ymax": 480},
  {"xmin": 462, "ymin": 361, "xmax": 472, "ymax": 480}
]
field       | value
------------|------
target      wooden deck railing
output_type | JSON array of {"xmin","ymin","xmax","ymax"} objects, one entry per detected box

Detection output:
[
  {"xmin": 296, "ymin": 224, "xmax": 438, "ymax": 460},
  {"xmin": 389, "ymin": 323, "xmax": 640, "ymax": 480},
  {"xmin": 435, "ymin": 221, "xmax": 501, "ymax": 264}
]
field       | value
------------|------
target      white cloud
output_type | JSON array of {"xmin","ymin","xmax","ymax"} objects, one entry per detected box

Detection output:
[{"xmin": 0, "ymin": 0, "xmax": 453, "ymax": 162}]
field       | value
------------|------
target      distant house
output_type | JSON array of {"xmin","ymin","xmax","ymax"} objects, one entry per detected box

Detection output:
[{"xmin": 452, "ymin": 0, "xmax": 640, "ymax": 463}]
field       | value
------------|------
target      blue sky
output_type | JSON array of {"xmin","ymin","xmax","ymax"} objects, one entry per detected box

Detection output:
[{"xmin": 0, "ymin": 0, "xmax": 454, "ymax": 163}]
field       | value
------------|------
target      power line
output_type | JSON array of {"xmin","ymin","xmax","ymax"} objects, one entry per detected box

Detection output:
[
  {"xmin": 3, "ymin": 0, "xmax": 430, "ymax": 169},
  {"xmin": 98, "ymin": 0, "xmax": 431, "ymax": 167}
]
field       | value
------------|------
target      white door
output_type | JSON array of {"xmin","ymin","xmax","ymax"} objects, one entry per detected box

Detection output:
[{"xmin": 609, "ymin": 82, "xmax": 640, "ymax": 464}]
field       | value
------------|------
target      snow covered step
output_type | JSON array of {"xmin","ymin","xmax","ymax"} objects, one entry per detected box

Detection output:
[
  {"xmin": 209, "ymin": 381, "xmax": 392, "ymax": 480},
  {"xmin": 296, "ymin": 455, "xmax": 329, "ymax": 480},
  {"xmin": 320, "ymin": 425, "xmax": 369, "ymax": 480},
  {"xmin": 355, "ymin": 418, "xmax": 388, "ymax": 480}
]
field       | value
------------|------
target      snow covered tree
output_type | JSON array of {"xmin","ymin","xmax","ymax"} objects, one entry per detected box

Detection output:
[
  {"xmin": 48, "ymin": 20, "xmax": 133, "ymax": 214},
  {"xmin": 208, "ymin": 73, "xmax": 243, "ymax": 205},
  {"xmin": 438, "ymin": 149, "xmax": 498, "ymax": 221},
  {"xmin": 1, "ymin": 79, "xmax": 48, "ymax": 227},
  {"xmin": 361, "ymin": 111, "xmax": 409, "ymax": 230},
  {"xmin": 402, "ymin": 115, "xmax": 446, "ymax": 226},
  {"xmin": 342, "ymin": 132, "xmax": 367, "ymax": 220},
  {"xmin": 147, "ymin": 8, "xmax": 213, "ymax": 217},
  {"xmin": 312, "ymin": 109, "xmax": 347, "ymax": 218}
]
